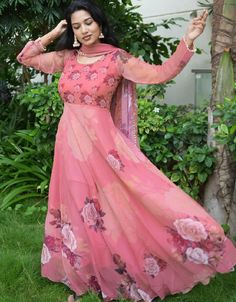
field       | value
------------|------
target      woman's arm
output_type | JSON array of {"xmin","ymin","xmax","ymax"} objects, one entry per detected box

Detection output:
[
  {"xmin": 17, "ymin": 20, "xmax": 68, "ymax": 74},
  {"xmin": 116, "ymin": 10, "xmax": 208, "ymax": 84},
  {"xmin": 116, "ymin": 37, "xmax": 195, "ymax": 84}
]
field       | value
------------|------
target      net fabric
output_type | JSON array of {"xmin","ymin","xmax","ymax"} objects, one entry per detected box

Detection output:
[{"xmin": 110, "ymin": 78, "xmax": 139, "ymax": 148}]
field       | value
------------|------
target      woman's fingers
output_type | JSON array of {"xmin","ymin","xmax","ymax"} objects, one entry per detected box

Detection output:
[
  {"xmin": 201, "ymin": 10, "xmax": 208, "ymax": 21},
  {"xmin": 193, "ymin": 10, "xmax": 208, "ymax": 21},
  {"xmin": 193, "ymin": 20, "xmax": 206, "ymax": 25}
]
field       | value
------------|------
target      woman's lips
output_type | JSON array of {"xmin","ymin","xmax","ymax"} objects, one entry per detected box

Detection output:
[{"xmin": 83, "ymin": 35, "xmax": 92, "ymax": 41}]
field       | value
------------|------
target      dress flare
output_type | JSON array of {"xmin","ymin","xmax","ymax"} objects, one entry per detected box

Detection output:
[{"xmin": 16, "ymin": 39, "xmax": 236, "ymax": 301}]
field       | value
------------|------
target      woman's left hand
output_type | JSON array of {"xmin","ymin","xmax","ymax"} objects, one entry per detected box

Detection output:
[{"xmin": 185, "ymin": 10, "xmax": 208, "ymax": 44}]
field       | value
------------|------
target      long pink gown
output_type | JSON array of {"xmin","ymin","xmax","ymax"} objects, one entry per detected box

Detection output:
[{"xmin": 17, "ymin": 39, "xmax": 236, "ymax": 302}]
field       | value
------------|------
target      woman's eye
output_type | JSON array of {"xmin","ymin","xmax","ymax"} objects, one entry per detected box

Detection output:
[
  {"xmin": 85, "ymin": 20, "xmax": 93, "ymax": 25},
  {"xmin": 74, "ymin": 26, "xmax": 80, "ymax": 30}
]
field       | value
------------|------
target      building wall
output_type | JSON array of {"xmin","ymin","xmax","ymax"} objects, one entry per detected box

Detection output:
[{"xmin": 132, "ymin": 0, "xmax": 212, "ymax": 105}]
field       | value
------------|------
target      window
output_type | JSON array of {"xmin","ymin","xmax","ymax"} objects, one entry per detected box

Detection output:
[{"xmin": 192, "ymin": 69, "xmax": 211, "ymax": 107}]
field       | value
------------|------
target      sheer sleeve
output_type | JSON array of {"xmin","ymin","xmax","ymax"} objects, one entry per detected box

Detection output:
[
  {"xmin": 16, "ymin": 39, "xmax": 70, "ymax": 74},
  {"xmin": 116, "ymin": 38, "xmax": 196, "ymax": 84}
]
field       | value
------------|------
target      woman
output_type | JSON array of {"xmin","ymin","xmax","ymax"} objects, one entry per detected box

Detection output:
[{"xmin": 17, "ymin": 1, "xmax": 236, "ymax": 302}]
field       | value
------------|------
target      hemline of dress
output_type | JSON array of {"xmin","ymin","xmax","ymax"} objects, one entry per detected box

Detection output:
[{"xmin": 41, "ymin": 266, "xmax": 236, "ymax": 302}]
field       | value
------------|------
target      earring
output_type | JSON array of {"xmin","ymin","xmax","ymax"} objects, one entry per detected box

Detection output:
[
  {"xmin": 99, "ymin": 32, "xmax": 104, "ymax": 39},
  {"xmin": 73, "ymin": 34, "xmax": 80, "ymax": 47}
]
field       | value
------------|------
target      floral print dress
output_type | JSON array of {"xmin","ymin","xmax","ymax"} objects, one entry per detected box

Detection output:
[{"xmin": 17, "ymin": 39, "xmax": 236, "ymax": 302}]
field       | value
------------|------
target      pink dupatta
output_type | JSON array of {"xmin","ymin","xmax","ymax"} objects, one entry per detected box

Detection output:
[{"xmin": 80, "ymin": 43, "xmax": 139, "ymax": 148}]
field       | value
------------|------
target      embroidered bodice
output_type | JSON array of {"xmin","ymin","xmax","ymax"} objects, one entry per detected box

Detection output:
[{"xmin": 58, "ymin": 51, "xmax": 123, "ymax": 109}]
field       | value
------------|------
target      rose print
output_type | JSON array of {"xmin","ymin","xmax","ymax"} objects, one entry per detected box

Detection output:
[
  {"xmin": 81, "ymin": 92, "xmax": 93, "ymax": 104},
  {"xmin": 61, "ymin": 224, "xmax": 77, "ymax": 251},
  {"xmin": 86, "ymin": 71, "xmax": 98, "ymax": 81},
  {"xmin": 137, "ymin": 289, "xmax": 152, "ymax": 302},
  {"xmin": 186, "ymin": 247, "xmax": 209, "ymax": 264},
  {"xmin": 81, "ymin": 203, "xmax": 99, "ymax": 226},
  {"xmin": 108, "ymin": 78, "xmax": 116, "ymax": 86},
  {"xmin": 84, "ymin": 95, "xmax": 93, "ymax": 104},
  {"xmin": 96, "ymin": 96, "xmax": 107, "ymax": 108},
  {"xmin": 41, "ymin": 243, "xmax": 51, "ymax": 264},
  {"xmin": 44, "ymin": 235, "xmax": 61, "ymax": 252},
  {"xmin": 130, "ymin": 283, "xmax": 144, "ymax": 300},
  {"xmin": 174, "ymin": 218, "xmax": 208, "ymax": 242},
  {"xmin": 62, "ymin": 243, "xmax": 81, "ymax": 270},
  {"xmin": 167, "ymin": 216, "xmax": 226, "ymax": 267},
  {"xmin": 99, "ymin": 99, "xmax": 107, "ymax": 108},
  {"xmin": 144, "ymin": 256, "xmax": 160, "ymax": 277},
  {"xmin": 43, "ymin": 210, "xmax": 83, "ymax": 269},
  {"xmin": 106, "ymin": 149, "xmax": 125, "ymax": 171},
  {"xmin": 74, "ymin": 83, "xmax": 81, "ymax": 92},
  {"xmin": 82, "ymin": 65, "xmax": 91, "ymax": 73},
  {"xmin": 119, "ymin": 50, "xmax": 132, "ymax": 64},
  {"xmin": 111, "ymin": 50, "xmax": 132, "ymax": 64},
  {"xmin": 113, "ymin": 253, "xmax": 127, "ymax": 274},
  {"xmin": 143, "ymin": 253, "xmax": 167, "ymax": 278},
  {"xmin": 104, "ymin": 75, "xmax": 116, "ymax": 87},
  {"xmin": 111, "ymin": 50, "xmax": 121, "ymax": 62},
  {"xmin": 88, "ymin": 275, "xmax": 101, "ymax": 292},
  {"xmin": 61, "ymin": 276, "xmax": 71, "ymax": 287},
  {"xmin": 80, "ymin": 197, "xmax": 106, "ymax": 232},
  {"xmin": 130, "ymin": 284, "xmax": 153, "ymax": 302},
  {"xmin": 99, "ymin": 66, "xmax": 108, "ymax": 74},
  {"xmin": 69, "ymin": 71, "xmax": 81, "ymax": 80},
  {"xmin": 49, "ymin": 208, "xmax": 63, "ymax": 228},
  {"xmin": 64, "ymin": 91, "xmax": 75, "ymax": 103},
  {"xmin": 107, "ymin": 154, "xmax": 121, "ymax": 170},
  {"xmin": 113, "ymin": 253, "xmax": 152, "ymax": 302}
]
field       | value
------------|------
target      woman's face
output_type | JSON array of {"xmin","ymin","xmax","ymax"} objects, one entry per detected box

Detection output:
[{"xmin": 71, "ymin": 9, "xmax": 101, "ymax": 46}]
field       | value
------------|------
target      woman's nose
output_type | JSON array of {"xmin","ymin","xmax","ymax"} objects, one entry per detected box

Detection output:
[{"xmin": 81, "ymin": 25, "xmax": 88, "ymax": 34}]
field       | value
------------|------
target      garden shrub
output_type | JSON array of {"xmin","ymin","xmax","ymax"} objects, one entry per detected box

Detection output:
[
  {"xmin": 137, "ymin": 86, "xmax": 215, "ymax": 200},
  {"xmin": 16, "ymin": 75, "xmax": 63, "ymax": 146},
  {"xmin": 213, "ymin": 84, "xmax": 236, "ymax": 157},
  {"xmin": 0, "ymin": 77, "xmax": 63, "ymax": 211}
]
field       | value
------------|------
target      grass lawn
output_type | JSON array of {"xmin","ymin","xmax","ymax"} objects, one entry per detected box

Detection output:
[{"xmin": 0, "ymin": 209, "xmax": 236, "ymax": 302}]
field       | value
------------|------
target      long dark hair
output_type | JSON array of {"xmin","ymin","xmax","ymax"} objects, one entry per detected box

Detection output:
[{"xmin": 56, "ymin": 0, "xmax": 119, "ymax": 50}]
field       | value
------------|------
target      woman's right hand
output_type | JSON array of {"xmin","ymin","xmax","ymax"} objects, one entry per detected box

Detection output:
[{"xmin": 51, "ymin": 19, "xmax": 68, "ymax": 39}]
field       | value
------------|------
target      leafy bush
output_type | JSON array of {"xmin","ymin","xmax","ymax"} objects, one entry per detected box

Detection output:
[
  {"xmin": 0, "ymin": 130, "xmax": 51, "ymax": 211},
  {"xmin": 16, "ymin": 76, "xmax": 63, "ymax": 145},
  {"xmin": 137, "ymin": 87, "xmax": 215, "ymax": 200},
  {"xmin": 213, "ymin": 85, "xmax": 236, "ymax": 157},
  {"xmin": 0, "ymin": 78, "xmax": 63, "ymax": 210},
  {"xmin": 0, "ymin": 96, "xmax": 31, "ymax": 142}
]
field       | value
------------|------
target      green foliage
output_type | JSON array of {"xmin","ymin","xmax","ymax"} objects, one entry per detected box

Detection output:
[
  {"xmin": 198, "ymin": 0, "xmax": 213, "ymax": 14},
  {"xmin": 0, "ymin": 0, "xmax": 71, "ymax": 85},
  {"xmin": 138, "ymin": 87, "xmax": 215, "ymax": 200},
  {"xmin": 16, "ymin": 75, "xmax": 63, "ymax": 144},
  {"xmin": 0, "ymin": 78, "xmax": 62, "ymax": 211},
  {"xmin": 213, "ymin": 86, "xmax": 236, "ymax": 157},
  {"xmin": 0, "ymin": 130, "xmax": 52, "ymax": 211},
  {"xmin": 0, "ymin": 97, "xmax": 30, "ymax": 142}
]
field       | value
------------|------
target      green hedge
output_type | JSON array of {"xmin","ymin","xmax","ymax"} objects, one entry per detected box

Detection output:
[
  {"xmin": 213, "ymin": 84, "xmax": 236, "ymax": 157},
  {"xmin": 137, "ymin": 88, "xmax": 215, "ymax": 200}
]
